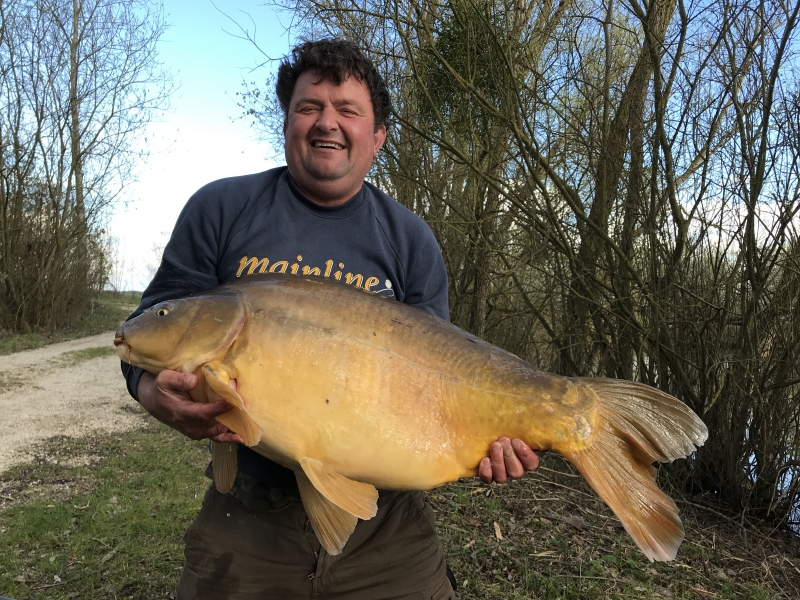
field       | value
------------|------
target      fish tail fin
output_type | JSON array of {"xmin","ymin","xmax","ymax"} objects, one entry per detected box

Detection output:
[{"xmin": 561, "ymin": 378, "xmax": 708, "ymax": 562}]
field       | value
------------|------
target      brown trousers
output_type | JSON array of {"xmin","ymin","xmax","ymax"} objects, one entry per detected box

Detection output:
[{"xmin": 176, "ymin": 482, "xmax": 456, "ymax": 599}]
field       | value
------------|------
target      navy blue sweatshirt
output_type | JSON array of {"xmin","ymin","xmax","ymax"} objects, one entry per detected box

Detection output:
[{"xmin": 122, "ymin": 166, "xmax": 449, "ymax": 486}]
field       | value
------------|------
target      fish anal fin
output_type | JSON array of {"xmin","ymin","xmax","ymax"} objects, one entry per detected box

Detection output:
[
  {"xmin": 211, "ymin": 441, "xmax": 237, "ymax": 493},
  {"xmin": 296, "ymin": 472, "xmax": 358, "ymax": 556},
  {"xmin": 299, "ymin": 457, "xmax": 378, "ymax": 521},
  {"xmin": 203, "ymin": 365, "xmax": 262, "ymax": 447}
]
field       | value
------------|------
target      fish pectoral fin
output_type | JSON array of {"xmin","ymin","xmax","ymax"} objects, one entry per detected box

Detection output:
[
  {"xmin": 298, "ymin": 457, "xmax": 378, "ymax": 521},
  {"xmin": 214, "ymin": 408, "xmax": 262, "ymax": 447},
  {"xmin": 211, "ymin": 441, "xmax": 237, "ymax": 493},
  {"xmin": 202, "ymin": 365, "xmax": 262, "ymax": 447},
  {"xmin": 202, "ymin": 365, "xmax": 244, "ymax": 409},
  {"xmin": 296, "ymin": 471, "xmax": 358, "ymax": 556}
]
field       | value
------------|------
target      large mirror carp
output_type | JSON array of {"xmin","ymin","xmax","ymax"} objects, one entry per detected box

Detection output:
[{"xmin": 114, "ymin": 274, "xmax": 707, "ymax": 561}]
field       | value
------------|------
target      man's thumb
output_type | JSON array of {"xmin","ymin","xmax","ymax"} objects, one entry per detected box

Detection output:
[{"xmin": 180, "ymin": 372, "xmax": 198, "ymax": 390}]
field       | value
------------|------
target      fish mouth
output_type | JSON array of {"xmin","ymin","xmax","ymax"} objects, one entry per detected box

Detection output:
[{"xmin": 113, "ymin": 326, "xmax": 133, "ymax": 364}]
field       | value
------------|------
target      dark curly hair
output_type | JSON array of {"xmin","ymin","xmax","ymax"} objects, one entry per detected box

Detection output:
[{"xmin": 276, "ymin": 39, "xmax": 392, "ymax": 130}]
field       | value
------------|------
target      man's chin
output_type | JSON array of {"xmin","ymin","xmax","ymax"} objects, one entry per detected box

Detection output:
[{"xmin": 291, "ymin": 169, "xmax": 362, "ymax": 205}]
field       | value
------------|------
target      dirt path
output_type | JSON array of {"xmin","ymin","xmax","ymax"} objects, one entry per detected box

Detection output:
[{"xmin": 0, "ymin": 332, "xmax": 144, "ymax": 474}]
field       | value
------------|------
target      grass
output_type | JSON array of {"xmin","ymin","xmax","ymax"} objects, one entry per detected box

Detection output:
[
  {"xmin": 0, "ymin": 372, "xmax": 25, "ymax": 393},
  {"xmin": 1, "ymin": 422, "xmax": 798, "ymax": 599},
  {"xmin": 0, "ymin": 292, "xmax": 139, "ymax": 356},
  {"xmin": 54, "ymin": 346, "xmax": 118, "ymax": 366},
  {"xmin": 0, "ymin": 413, "xmax": 208, "ymax": 600}
]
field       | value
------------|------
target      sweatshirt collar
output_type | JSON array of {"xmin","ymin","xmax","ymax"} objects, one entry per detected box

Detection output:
[{"xmin": 283, "ymin": 170, "xmax": 368, "ymax": 218}]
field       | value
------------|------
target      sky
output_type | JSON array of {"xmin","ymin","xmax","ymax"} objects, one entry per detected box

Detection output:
[{"xmin": 108, "ymin": 0, "xmax": 296, "ymax": 291}]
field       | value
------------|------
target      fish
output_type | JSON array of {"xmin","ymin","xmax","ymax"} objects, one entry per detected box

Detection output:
[{"xmin": 114, "ymin": 273, "xmax": 708, "ymax": 561}]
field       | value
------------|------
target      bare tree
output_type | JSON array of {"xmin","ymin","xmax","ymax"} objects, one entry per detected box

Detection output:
[
  {"xmin": 0, "ymin": 0, "xmax": 170, "ymax": 330},
  {"xmin": 240, "ymin": 0, "xmax": 800, "ymax": 526}
]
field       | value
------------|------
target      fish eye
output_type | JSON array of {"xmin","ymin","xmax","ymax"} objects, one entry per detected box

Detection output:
[{"xmin": 155, "ymin": 304, "xmax": 173, "ymax": 317}]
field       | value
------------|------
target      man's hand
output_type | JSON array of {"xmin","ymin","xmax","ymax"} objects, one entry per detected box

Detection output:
[
  {"xmin": 479, "ymin": 437, "xmax": 539, "ymax": 484},
  {"xmin": 137, "ymin": 370, "xmax": 245, "ymax": 444}
]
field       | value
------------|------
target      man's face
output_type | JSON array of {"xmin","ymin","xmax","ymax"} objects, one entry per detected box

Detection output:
[{"xmin": 284, "ymin": 70, "xmax": 387, "ymax": 206}]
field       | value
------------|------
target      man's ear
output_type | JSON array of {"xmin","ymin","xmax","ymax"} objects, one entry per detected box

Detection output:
[
  {"xmin": 283, "ymin": 119, "xmax": 288, "ymax": 137},
  {"xmin": 373, "ymin": 125, "xmax": 387, "ymax": 157}
]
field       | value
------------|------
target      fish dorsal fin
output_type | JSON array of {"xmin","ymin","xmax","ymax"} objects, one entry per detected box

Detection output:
[
  {"xmin": 202, "ymin": 365, "xmax": 262, "ymax": 447},
  {"xmin": 298, "ymin": 457, "xmax": 378, "ymax": 521},
  {"xmin": 211, "ymin": 441, "xmax": 237, "ymax": 493},
  {"xmin": 296, "ymin": 471, "xmax": 358, "ymax": 556}
]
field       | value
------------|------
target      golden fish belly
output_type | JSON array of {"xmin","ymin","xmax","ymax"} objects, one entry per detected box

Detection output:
[{"xmin": 222, "ymin": 281, "xmax": 598, "ymax": 490}]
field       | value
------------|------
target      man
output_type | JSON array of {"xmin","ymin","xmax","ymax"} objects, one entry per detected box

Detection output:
[{"xmin": 122, "ymin": 39, "xmax": 539, "ymax": 599}]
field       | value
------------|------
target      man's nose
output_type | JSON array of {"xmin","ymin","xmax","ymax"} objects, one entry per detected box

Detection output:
[{"xmin": 315, "ymin": 105, "xmax": 338, "ymax": 130}]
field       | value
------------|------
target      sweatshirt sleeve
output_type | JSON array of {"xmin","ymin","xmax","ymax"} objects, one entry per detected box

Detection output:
[
  {"xmin": 120, "ymin": 184, "xmax": 226, "ymax": 400},
  {"xmin": 402, "ymin": 222, "xmax": 450, "ymax": 322}
]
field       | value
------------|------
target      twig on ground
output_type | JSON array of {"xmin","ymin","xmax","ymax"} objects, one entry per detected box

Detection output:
[
  {"xmin": 32, "ymin": 582, "xmax": 65, "ymax": 590},
  {"xmin": 536, "ymin": 465, "xmax": 582, "ymax": 478}
]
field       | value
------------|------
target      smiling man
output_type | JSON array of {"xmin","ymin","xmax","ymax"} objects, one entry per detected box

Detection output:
[{"xmin": 122, "ymin": 39, "xmax": 538, "ymax": 599}]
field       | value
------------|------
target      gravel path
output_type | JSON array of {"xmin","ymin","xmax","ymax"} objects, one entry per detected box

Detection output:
[{"xmin": 0, "ymin": 332, "xmax": 143, "ymax": 473}]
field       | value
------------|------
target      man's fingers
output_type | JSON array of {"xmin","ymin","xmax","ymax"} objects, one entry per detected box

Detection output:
[
  {"xmin": 489, "ymin": 441, "xmax": 507, "ymax": 483},
  {"xmin": 207, "ymin": 427, "xmax": 245, "ymax": 445},
  {"xmin": 197, "ymin": 399, "xmax": 236, "ymax": 419},
  {"xmin": 180, "ymin": 372, "xmax": 198, "ymax": 390},
  {"xmin": 172, "ymin": 400, "xmax": 236, "ymax": 440},
  {"xmin": 156, "ymin": 369, "xmax": 197, "ymax": 393},
  {"xmin": 511, "ymin": 438, "xmax": 540, "ymax": 471},
  {"xmin": 499, "ymin": 437, "xmax": 524, "ymax": 479},
  {"xmin": 478, "ymin": 457, "xmax": 493, "ymax": 484}
]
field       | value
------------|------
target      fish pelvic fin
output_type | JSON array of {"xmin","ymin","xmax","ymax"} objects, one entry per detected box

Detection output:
[
  {"xmin": 563, "ymin": 379, "xmax": 708, "ymax": 562},
  {"xmin": 203, "ymin": 365, "xmax": 263, "ymax": 447},
  {"xmin": 211, "ymin": 441, "xmax": 237, "ymax": 493},
  {"xmin": 299, "ymin": 457, "xmax": 378, "ymax": 521},
  {"xmin": 296, "ymin": 471, "xmax": 358, "ymax": 556}
]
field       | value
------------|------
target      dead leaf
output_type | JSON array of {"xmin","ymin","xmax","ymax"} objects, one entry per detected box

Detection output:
[
  {"xmin": 493, "ymin": 522, "xmax": 503, "ymax": 541},
  {"xmin": 100, "ymin": 549, "xmax": 116, "ymax": 563},
  {"xmin": 562, "ymin": 515, "xmax": 586, "ymax": 530}
]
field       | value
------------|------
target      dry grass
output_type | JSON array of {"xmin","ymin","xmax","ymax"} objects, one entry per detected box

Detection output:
[{"xmin": 431, "ymin": 454, "xmax": 800, "ymax": 599}]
